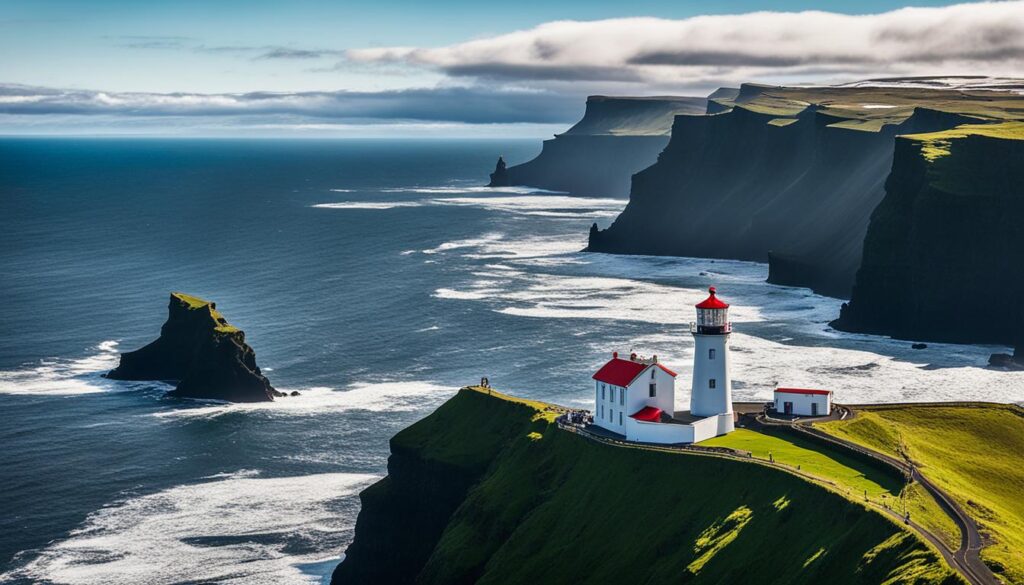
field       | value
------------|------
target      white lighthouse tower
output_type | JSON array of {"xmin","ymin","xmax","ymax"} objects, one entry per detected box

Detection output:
[{"xmin": 689, "ymin": 287, "xmax": 735, "ymax": 434}]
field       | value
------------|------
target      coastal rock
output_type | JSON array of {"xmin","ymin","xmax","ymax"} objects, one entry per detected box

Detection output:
[
  {"xmin": 587, "ymin": 94, "xmax": 984, "ymax": 297},
  {"xmin": 832, "ymin": 123, "xmax": 1024, "ymax": 344},
  {"xmin": 494, "ymin": 95, "xmax": 707, "ymax": 196},
  {"xmin": 487, "ymin": 156, "xmax": 510, "ymax": 187},
  {"xmin": 108, "ymin": 292, "xmax": 281, "ymax": 402}
]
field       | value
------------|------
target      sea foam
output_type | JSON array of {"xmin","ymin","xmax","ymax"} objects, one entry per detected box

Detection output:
[{"xmin": 1, "ymin": 471, "xmax": 378, "ymax": 585}]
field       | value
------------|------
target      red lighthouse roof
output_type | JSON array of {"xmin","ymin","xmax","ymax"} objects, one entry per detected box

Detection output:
[{"xmin": 696, "ymin": 286, "xmax": 729, "ymax": 309}]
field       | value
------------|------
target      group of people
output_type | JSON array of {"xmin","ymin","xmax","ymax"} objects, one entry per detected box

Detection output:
[{"xmin": 564, "ymin": 410, "xmax": 592, "ymax": 426}]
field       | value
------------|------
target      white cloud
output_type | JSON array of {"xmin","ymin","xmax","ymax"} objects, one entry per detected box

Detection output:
[{"xmin": 346, "ymin": 1, "xmax": 1024, "ymax": 91}]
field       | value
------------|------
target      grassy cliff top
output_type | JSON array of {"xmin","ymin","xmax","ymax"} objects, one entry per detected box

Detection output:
[
  {"xmin": 818, "ymin": 404, "xmax": 1024, "ymax": 583},
  {"xmin": 170, "ymin": 292, "xmax": 240, "ymax": 334},
  {"xmin": 901, "ymin": 121, "xmax": 1024, "ymax": 161},
  {"xmin": 712, "ymin": 84, "xmax": 1024, "ymax": 132},
  {"xmin": 373, "ymin": 388, "xmax": 960, "ymax": 585}
]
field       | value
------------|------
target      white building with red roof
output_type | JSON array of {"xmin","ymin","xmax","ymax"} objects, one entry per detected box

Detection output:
[
  {"xmin": 774, "ymin": 387, "xmax": 833, "ymax": 417},
  {"xmin": 590, "ymin": 286, "xmax": 737, "ymax": 444}
]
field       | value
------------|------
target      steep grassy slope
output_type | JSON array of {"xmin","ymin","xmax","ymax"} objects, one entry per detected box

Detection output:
[
  {"xmin": 496, "ymin": 95, "xmax": 707, "ymax": 196},
  {"xmin": 587, "ymin": 83, "xmax": 1024, "ymax": 298},
  {"xmin": 334, "ymin": 388, "xmax": 961, "ymax": 585},
  {"xmin": 818, "ymin": 405, "xmax": 1024, "ymax": 584},
  {"xmin": 832, "ymin": 122, "xmax": 1024, "ymax": 344}
]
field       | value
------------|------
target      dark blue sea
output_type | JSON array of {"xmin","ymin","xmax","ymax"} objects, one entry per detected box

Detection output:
[{"xmin": 1, "ymin": 138, "xmax": 1019, "ymax": 584}]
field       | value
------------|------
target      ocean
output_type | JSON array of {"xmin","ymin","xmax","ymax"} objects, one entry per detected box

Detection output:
[{"xmin": 1, "ymin": 138, "xmax": 1020, "ymax": 584}]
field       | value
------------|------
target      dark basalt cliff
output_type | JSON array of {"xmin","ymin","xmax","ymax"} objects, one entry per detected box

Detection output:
[
  {"xmin": 588, "ymin": 105, "xmax": 981, "ymax": 297},
  {"xmin": 832, "ymin": 123, "xmax": 1024, "ymax": 345},
  {"xmin": 107, "ymin": 292, "xmax": 282, "ymax": 402},
  {"xmin": 333, "ymin": 388, "xmax": 958, "ymax": 585},
  {"xmin": 491, "ymin": 95, "xmax": 707, "ymax": 196}
]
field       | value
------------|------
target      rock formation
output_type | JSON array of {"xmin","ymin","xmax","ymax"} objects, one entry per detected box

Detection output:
[
  {"xmin": 107, "ymin": 292, "xmax": 282, "ymax": 402},
  {"xmin": 487, "ymin": 156, "xmax": 509, "ymax": 187},
  {"xmin": 494, "ymin": 95, "xmax": 707, "ymax": 196},
  {"xmin": 587, "ymin": 84, "xmax": 1006, "ymax": 297},
  {"xmin": 832, "ymin": 123, "xmax": 1024, "ymax": 345}
]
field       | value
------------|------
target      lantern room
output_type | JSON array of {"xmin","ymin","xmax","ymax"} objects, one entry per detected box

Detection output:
[{"xmin": 694, "ymin": 287, "xmax": 731, "ymax": 334}]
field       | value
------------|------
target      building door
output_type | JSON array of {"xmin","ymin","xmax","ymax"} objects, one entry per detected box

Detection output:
[
  {"xmin": 811, "ymin": 403, "xmax": 819, "ymax": 416},
  {"xmin": 784, "ymin": 402, "xmax": 793, "ymax": 415}
]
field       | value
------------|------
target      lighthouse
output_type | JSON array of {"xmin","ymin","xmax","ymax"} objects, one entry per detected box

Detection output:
[{"xmin": 689, "ymin": 287, "xmax": 735, "ymax": 434}]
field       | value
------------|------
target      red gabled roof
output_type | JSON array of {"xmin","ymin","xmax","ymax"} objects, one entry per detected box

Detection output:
[
  {"xmin": 630, "ymin": 406, "xmax": 663, "ymax": 422},
  {"xmin": 775, "ymin": 387, "xmax": 832, "ymax": 396},
  {"xmin": 696, "ymin": 286, "xmax": 729, "ymax": 309},
  {"xmin": 593, "ymin": 357, "xmax": 677, "ymax": 387}
]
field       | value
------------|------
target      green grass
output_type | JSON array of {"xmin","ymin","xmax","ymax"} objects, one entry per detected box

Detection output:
[
  {"xmin": 712, "ymin": 85, "xmax": 1024, "ymax": 133},
  {"xmin": 701, "ymin": 428, "xmax": 904, "ymax": 502},
  {"xmin": 362, "ymin": 389, "xmax": 962, "ymax": 585},
  {"xmin": 819, "ymin": 405, "xmax": 1024, "ymax": 583},
  {"xmin": 171, "ymin": 291, "xmax": 241, "ymax": 334},
  {"xmin": 901, "ymin": 121, "xmax": 1024, "ymax": 161}
]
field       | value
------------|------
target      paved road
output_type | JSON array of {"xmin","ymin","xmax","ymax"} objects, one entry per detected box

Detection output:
[{"xmin": 759, "ymin": 413, "xmax": 1001, "ymax": 585}]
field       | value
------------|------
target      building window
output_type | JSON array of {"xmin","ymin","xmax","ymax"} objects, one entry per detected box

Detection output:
[
  {"xmin": 620, "ymin": 390, "xmax": 624, "ymax": 405},
  {"xmin": 709, "ymin": 379, "xmax": 716, "ymax": 389},
  {"xmin": 600, "ymin": 405, "xmax": 604, "ymax": 418},
  {"xmin": 649, "ymin": 383, "xmax": 656, "ymax": 397},
  {"xmin": 709, "ymin": 348, "xmax": 716, "ymax": 360},
  {"xmin": 601, "ymin": 384, "xmax": 606, "ymax": 400},
  {"xmin": 610, "ymin": 408, "xmax": 614, "ymax": 422},
  {"xmin": 619, "ymin": 412, "xmax": 623, "ymax": 425},
  {"xmin": 651, "ymin": 369, "xmax": 656, "ymax": 379}
]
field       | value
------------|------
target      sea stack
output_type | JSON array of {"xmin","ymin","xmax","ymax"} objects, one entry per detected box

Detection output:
[
  {"xmin": 107, "ymin": 292, "xmax": 282, "ymax": 402},
  {"xmin": 488, "ymin": 156, "xmax": 510, "ymax": 187}
]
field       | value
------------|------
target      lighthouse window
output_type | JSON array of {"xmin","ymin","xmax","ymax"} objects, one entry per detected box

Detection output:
[
  {"xmin": 709, "ymin": 349, "xmax": 716, "ymax": 360},
  {"xmin": 709, "ymin": 379, "xmax": 717, "ymax": 389},
  {"xmin": 649, "ymin": 383, "xmax": 656, "ymax": 397}
]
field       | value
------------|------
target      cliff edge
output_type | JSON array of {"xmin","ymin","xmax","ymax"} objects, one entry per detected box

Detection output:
[
  {"xmin": 492, "ymin": 95, "xmax": 707, "ymax": 196},
  {"xmin": 108, "ymin": 292, "xmax": 282, "ymax": 402},
  {"xmin": 333, "ymin": 387, "xmax": 959, "ymax": 585},
  {"xmin": 832, "ymin": 122, "xmax": 1024, "ymax": 345}
]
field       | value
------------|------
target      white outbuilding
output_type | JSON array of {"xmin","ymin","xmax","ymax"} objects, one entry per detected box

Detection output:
[{"xmin": 774, "ymin": 387, "xmax": 833, "ymax": 417}]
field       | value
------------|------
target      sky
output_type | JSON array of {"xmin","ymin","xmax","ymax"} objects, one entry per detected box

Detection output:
[{"xmin": 1, "ymin": 0, "xmax": 1022, "ymax": 136}]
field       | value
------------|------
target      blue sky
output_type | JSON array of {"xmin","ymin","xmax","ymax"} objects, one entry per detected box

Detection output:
[{"xmin": 1, "ymin": 0, "xmax": 1021, "ymax": 135}]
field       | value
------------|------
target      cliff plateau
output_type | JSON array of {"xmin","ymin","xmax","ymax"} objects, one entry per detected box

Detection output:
[
  {"xmin": 832, "ymin": 123, "xmax": 1024, "ymax": 345},
  {"xmin": 333, "ymin": 387, "xmax": 959, "ymax": 585},
  {"xmin": 490, "ymin": 95, "xmax": 707, "ymax": 196}
]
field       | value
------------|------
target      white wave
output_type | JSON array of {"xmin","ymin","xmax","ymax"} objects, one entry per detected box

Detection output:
[
  {"xmin": 429, "ymin": 195, "xmax": 624, "ymax": 215},
  {"xmin": 329, "ymin": 188, "xmax": 354, "ymax": 192},
  {"xmin": 860, "ymin": 104, "xmax": 897, "ymax": 109},
  {"xmin": 431, "ymin": 235, "xmax": 1024, "ymax": 404},
  {"xmin": 0, "ymin": 341, "xmax": 142, "ymax": 396},
  {"xmin": 381, "ymin": 185, "xmax": 566, "ymax": 195},
  {"xmin": 422, "ymin": 233, "xmax": 505, "ymax": 255},
  {"xmin": 311, "ymin": 201, "xmax": 422, "ymax": 210},
  {"xmin": 1, "ymin": 472, "xmax": 378, "ymax": 585},
  {"xmin": 152, "ymin": 381, "xmax": 455, "ymax": 420}
]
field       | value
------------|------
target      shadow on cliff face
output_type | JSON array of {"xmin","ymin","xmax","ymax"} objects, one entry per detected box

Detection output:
[{"xmin": 587, "ymin": 106, "xmax": 988, "ymax": 299}]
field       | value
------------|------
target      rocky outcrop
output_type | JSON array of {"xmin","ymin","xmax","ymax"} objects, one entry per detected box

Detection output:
[
  {"xmin": 832, "ymin": 123, "xmax": 1024, "ymax": 344},
  {"xmin": 494, "ymin": 95, "xmax": 707, "ymax": 196},
  {"xmin": 587, "ymin": 104, "xmax": 985, "ymax": 297},
  {"xmin": 107, "ymin": 292, "xmax": 281, "ymax": 402},
  {"xmin": 989, "ymin": 345, "xmax": 1024, "ymax": 370},
  {"xmin": 487, "ymin": 156, "xmax": 510, "ymax": 187}
]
